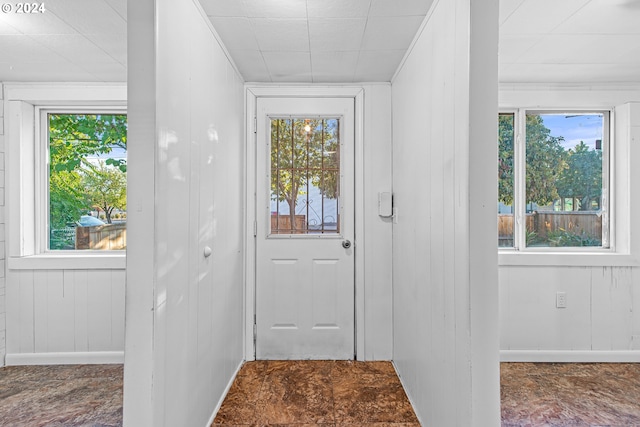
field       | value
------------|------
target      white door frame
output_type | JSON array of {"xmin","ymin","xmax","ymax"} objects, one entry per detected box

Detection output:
[{"xmin": 244, "ymin": 85, "xmax": 365, "ymax": 361}]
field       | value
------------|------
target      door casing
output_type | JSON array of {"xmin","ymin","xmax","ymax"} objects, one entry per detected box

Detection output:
[{"xmin": 244, "ymin": 86, "xmax": 366, "ymax": 361}]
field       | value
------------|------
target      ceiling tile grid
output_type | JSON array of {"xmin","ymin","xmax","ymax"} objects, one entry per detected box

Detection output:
[{"xmin": 203, "ymin": 0, "xmax": 431, "ymax": 83}]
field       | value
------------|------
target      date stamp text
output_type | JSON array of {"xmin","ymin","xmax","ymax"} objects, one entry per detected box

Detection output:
[{"xmin": 1, "ymin": 3, "xmax": 46, "ymax": 13}]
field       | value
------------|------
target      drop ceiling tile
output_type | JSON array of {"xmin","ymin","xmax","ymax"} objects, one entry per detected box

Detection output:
[
  {"xmin": 0, "ymin": 34, "xmax": 66, "ymax": 63},
  {"xmin": 0, "ymin": 9, "xmax": 78, "ymax": 35},
  {"xmin": 0, "ymin": 61, "xmax": 96, "ymax": 81},
  {"xmin": 85, "ymin": 32, "xmax": 127, "ymax": 65},
  {"xmin": 200, "ymin": 0, "xmax": 246, "ymax": 17},
  {"xmin": 311, "ymin": 51, "xmax": 359, "ymax": 82},
  {"xmin": 262, "ymin": 51, "xmax": 312, "ymax": 82},
  {"xmin": 228, "ymin": 49, "xmax": 271, "ymax": 81},
  {"xmin": 306, "ymin": 0, "xmax": 372, "ymax": 18},
  {"xmin": 519, "ymin": 34, "xmax": 640, "ymax": 65},
  {"xmin": 251, "ymin": 18, "xmax": 309, "ymax": 51},
  {"xmin": 308, "ymin": 18, "xmax": 366, "ymax": 51},
  {"xmin": 46, "ymin": 0, "xmax": 126, "ymax": 35},
  {"xmin": 0, "ymin": 18, "xmax": 20, "ymax": 35},
  {"xmin": 355, "ymin": 49, "xmax": 405, "ymax": 81},
  {"xmin": 360, "ymin": 16, "xmax": 423, "ymax": 51},
  {"xmin": 80, "ymin": 60, "xmax": 127, "ymax": 81},
  {"xmin": 211, "ymin": 17, "xmax": 259, "ymax": 50},
  {"xmin": 30, "ymin": 34, "xmax": 118, "ymax": 64},
  {"xmin": 369, "ymin": 0, "xmax": 432, "ymax": 17},
  {"xmin": 557, "ymin": 0, "xmax": 640, "ymax": 35},
  {"xmin": 499, "ymin": 34, "xmax": 542, "ymax": 64},
  {"xmin": 499, "ymin": 0, "xmax": 526, "ymax": 25},
  {"xmin": 103, "ymin": 0, "xmax": 126, "ymax": 20},
  {"xmin": 500, "ymin": 0, "xmax": 590, "ymax": 35},
  {"xmin": 243, "ymin": 0, "xmax": 307, "ymax": 18}
]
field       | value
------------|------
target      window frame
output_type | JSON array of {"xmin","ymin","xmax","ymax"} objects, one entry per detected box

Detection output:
[
  {"xmin": 498, "ymin": 107, "xmax": 631, "ymax": 265},
  {"xmin": 5, "ymin": 83, "xmax": 127, "ymax": 270},
  {"xmin": 38, "ymin": 107, "xmax": 128, "ymax": 254}
]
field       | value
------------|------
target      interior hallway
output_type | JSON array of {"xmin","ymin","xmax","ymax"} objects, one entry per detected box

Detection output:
[{"xmin": 1, "ymin": 362, "xmax": 640, "ymax": 426}]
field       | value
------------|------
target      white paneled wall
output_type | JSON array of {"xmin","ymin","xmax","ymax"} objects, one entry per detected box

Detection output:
[
  {"xmin": 391, "ymin": 0, "xmax": 499, "ymax": 425},
  {"xmin": 501, "ymin": 266, "xmax": 640, "ymax": 358},
  {"xmin": 124, "ymin": 0, "xmax": 245, "ymax": 425},
  {"xmin": 499, "ymin": 97, "xmax": 640, "ymax": 361},
  {"xmin": 0, "ymin": 83, "xmax": 5, "ymax": 366},
  {"xmin": 5, "ymin": 269, "xmax": 125, "ymax": 364}
]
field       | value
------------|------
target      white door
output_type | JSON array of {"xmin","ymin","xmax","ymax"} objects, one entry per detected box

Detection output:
[{"xmin": 255, "ymin": 97, "xmax": 355, "ymax": 360}]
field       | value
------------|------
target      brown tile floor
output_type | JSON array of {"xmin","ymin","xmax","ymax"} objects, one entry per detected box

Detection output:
[
  {"xmin": 212, "ymin": 360, "xmax": 419, "ymax": 426},
  {"xmin": 0, "ymin": 364, "xmax": 123, "ymax": 427},
  {"xmin": 501, "ymin": 362, "xmax": 640, "ymax": 427},
  {"xmin": 2, "ymin": 362, "xmax": 640, "ymax": 426}
]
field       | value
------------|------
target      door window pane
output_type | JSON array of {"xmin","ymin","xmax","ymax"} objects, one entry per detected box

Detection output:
[{"xmin": 270, "ymin": 118, "xmax": 340, "ymax": 235}]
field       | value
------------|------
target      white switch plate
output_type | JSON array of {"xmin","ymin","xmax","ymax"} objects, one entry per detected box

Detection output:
[{"xmin": 556, "ymin": 292, "xmax": 567, "ymax": 308}]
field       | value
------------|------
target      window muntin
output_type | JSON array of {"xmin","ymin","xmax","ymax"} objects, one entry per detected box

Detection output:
[
  {"xmin": 269, "ymin": 117, "xmax": 340, "ymax": 235},
  {"xmin": 45, "ymin": 111, "xmax": 127, "ymax": 251},
  {"xmin": 498, "ymin": 110, "xmax": 610, "ymax": 250}
]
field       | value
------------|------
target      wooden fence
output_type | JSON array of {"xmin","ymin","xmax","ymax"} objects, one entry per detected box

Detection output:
[
  {"xmin": 76, "ymin": 223, "xmax": 127, "ymax": 250},
  {"xmin": 270, "ymin": 215, "xmax": 307, "ymax": 234},
  {"xmin": 499, "ymin": 212, "xmax": 601, "ymax": 245}
]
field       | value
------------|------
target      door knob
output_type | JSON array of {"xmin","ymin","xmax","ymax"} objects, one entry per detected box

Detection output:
[
  {"xmin": 342, "ymin": 240, "xmax": 352, "ymax": 249},
  {"xmin": 203, "ymin": 246, "xmax": 212, "ymax": 258}
]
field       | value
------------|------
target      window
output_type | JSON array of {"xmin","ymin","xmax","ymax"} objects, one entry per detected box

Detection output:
[
  {"xmin": 498, "ymin": 110, "xmax": 610, "ymax": 250},
  {"xmin": 269, "ymin": 117, "xmax": 340, "ymax": 235},
  {"xmin": 44, "ymin": 110, "xmax": 127, "ymax": 251}
]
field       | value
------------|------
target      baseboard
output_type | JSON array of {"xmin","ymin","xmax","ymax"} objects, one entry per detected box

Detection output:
[
  {"xmin": 5, "ymin": 351, "xmax": 124, "ymax": 366},
  {"xmin": 205, "ymin": 359, "xmax": 244, "ymax": 427},
  {"xmin": 500, "ymin": 350, "xmax": 640, "ymax": 363}
]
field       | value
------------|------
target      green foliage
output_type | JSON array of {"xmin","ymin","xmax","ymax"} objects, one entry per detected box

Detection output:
[
  {"xmin": 82, "ymin": 161, "xmax": 127, "ymax": 224},
  {"xmin": 556, "ymin": 141, "xmax": 602, "ymax": 211},
  {"xmin": 270, "ymin": 118, "xmax": 339, "ymax": 228},
  {"xmin": 48, "ymin": 114, "xmax": 127, "ymax": 246},
  {"xmin": 546, "ymin": 228, "xmax": 601, "ymax": 247},
  {"xmin": 525, "ymin": 114, "xmax": 567, "ymax": 207},
  {"xmin": 498, "ymin": 114, "xmax": 515, "ymax": 205}
]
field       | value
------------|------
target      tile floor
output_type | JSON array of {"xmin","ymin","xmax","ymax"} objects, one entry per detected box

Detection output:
[
  {"xmin": 0, "ymin": 364, "xmax": 123, "ymax": 427},
  {"xmin": 501, "ymin": 362, "xmax": 640, "ymax": 427},
  {"xmin": 212, "ymin": 360, "xmax": 419, "ymax": 426},
  {"xmin": 1, "ymin": 362, "xmax": 640, "ymax": 426}
]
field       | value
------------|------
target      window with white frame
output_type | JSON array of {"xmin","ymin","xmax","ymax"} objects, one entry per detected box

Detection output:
[
  {"xmin": 498, "ymin": 110, "xmax": 610, "ymax": 250},
  {"xmin": 42, "ymin": 109, "xmax": 127, "ymax": 251}
]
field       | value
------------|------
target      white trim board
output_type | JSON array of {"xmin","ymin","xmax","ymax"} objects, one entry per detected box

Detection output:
[
  {"xmin": 5, "ymin": 351, "xmax": 124, "ymax": 365},
  {"xmin": 501, "ymin": 350, "xmax": 640, "ymax": 363},
  {"xmin": 244, "ymin": 85, "xmax": 366, "ymax": 361},
  {"xmin": 205, "ymin": 359, "xmax": 244, "ymax": 427}
]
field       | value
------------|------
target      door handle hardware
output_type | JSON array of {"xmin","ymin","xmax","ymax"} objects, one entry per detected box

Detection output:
[
  {"xmin": 342, "ymin": 240, "xmax": 352, "ymax": 249},
  {"xmin": 204, "ymin": 246, "xmax": 212, "ymax": 258}
]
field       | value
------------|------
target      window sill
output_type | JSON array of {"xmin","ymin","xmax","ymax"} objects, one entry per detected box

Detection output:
[
  {"xmin": 8, "ymin": 253, "xmax": 126, "ymax": 270},
  {"xmin": 499, "ymin": 251, "xmax": 640, "ymax": 267}
]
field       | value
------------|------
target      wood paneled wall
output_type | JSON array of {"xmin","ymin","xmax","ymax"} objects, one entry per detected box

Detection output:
[{"xmin": 5, "ymin": 269, "xmax": 125, "ymax": 357}]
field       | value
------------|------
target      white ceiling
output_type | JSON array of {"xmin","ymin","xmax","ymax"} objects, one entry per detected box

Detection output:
[
  {"xmin": 200, "ymin": 0, "xmax": 431, "ymax": 82},
  {"xmin": 0, "ymin": 0, "xmax": 126, "ymax": 82},
  {"xmin": 0, "ymin": 0, "xmax": 639, "ymax": 85},
  {"xmin": 499, "ymin": 0, "xmax": 640, "ymax": 84}
]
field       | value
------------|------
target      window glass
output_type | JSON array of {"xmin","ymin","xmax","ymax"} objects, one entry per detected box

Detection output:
[
  {"xmin": 270, "ymin": 118, "xmax": 340, "ymax": 235},
  {"xmin": 48, "ymin": 113, "xmax": 127, "ymax": 250},
  {"xmin": 524, "ymin": 112, "xmax": 605, "ymax": 248},
  {"xmin": 498, "ymin": 113, "xmax": 515, "ymax": 247}
]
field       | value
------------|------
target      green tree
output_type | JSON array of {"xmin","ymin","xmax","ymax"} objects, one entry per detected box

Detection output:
[
  {"xmin": 498, "ymin": 114, "xmax": 515, "ymax": 205},
  {"xmin": 82, "ymin": 161, "xmax": 127, "ymax": 223},
  {"xmin": 49, "ymin": 114, "xmax": 127, "ymax": 230},
  {"xmin": 525, "ymin": 114, "xmax": 567, "ymax": 207},
  {"xmin": 556, "ymin": 141, "xmax": 602, "ymax": 211},
  {"xmin": 270, "ymin": 119, "xmax": 339, "ymax": 231}
]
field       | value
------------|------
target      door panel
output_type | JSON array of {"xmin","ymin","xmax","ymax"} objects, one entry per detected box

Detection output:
[{"xmin": 255, "ymin": 97, "xmax": 355, "ymax": 360}]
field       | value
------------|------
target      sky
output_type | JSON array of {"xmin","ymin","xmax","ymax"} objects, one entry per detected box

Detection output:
[{"xmin": 540, "ymin": 113, "xmax": 604, "ymax": 151}]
